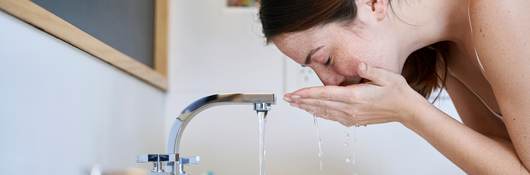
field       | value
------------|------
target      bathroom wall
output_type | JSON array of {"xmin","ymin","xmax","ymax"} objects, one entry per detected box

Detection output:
[
  {"xmin": 167, "ymin": 0, "xmax": 465, "ymax": 175},
  {"xmin": 0, "ymin": 1, "xmax": 467, "ymax": 174},
  {"xmin": 0, "ymin": 11, "xmax": 165, "ymax": 175}
]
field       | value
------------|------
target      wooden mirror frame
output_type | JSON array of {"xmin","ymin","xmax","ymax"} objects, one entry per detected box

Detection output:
[{"xmin": 0, "ymin": 0, "xmax": 169, "ymax": 91}]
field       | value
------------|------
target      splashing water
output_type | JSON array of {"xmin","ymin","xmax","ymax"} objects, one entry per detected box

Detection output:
[
  {"xmin": 257, "ymin": 112, "xmax": 267, "ymax": 175},
  {"xmin": 313, "ymin": 115, "xmax": 324, "ymax": 171}
]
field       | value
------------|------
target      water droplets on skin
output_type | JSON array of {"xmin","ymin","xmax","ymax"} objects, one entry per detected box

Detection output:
[
  {"xmin": 257, "ymin": 112, "xmax": 267, "ymax": 175},
  {"xmin": 313, "ymin": 115, "xmax": 324, "ymax": 171}
]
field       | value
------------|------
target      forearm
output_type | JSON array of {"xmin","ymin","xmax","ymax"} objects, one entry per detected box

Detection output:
[{"xmin": 403, "ymin": 101, "xmax": 530, "ymax": 175}]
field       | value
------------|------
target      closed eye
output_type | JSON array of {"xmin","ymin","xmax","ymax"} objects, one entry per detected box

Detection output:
[{"xmin": 325, "ymin": 56, "xmax": 332, "ymax": 66}]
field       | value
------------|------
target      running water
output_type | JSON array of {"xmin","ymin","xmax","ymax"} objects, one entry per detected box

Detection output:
[
  {"xmin": 345, "ymin": 127, "xmax": 358, "ymax": 165},
  {"xmin": 313, "ymin": 115, "xmax": 324, "ymax": 171},
  {"xmin": 344, "ymin": 129, "xmax": 352, "ymax": 164},
  {"xmin": 257, "ymin": 111, "xmax": 267, "ymax": 175},
  {"xmin": 344, "ymin": 126, "xmax": 359, "ymax": 174}
]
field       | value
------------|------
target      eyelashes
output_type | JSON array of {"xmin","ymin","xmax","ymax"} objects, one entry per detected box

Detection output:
[
  {"xmin": 324, "ymin": 56, "xmax": 333, "ymax": 66},
  {"xmin": 302, "ymin": 55, "xmax": 333, "ymax": 68}
]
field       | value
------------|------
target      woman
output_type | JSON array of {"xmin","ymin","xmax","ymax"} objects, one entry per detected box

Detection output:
[{"xmin": 259, "ymin": 0, "xmax": 530, "ymax": 174}]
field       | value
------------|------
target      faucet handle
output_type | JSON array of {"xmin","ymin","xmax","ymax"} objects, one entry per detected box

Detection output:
[
  {"xmin": 180, "ymin": 156, "xmax": 200, "ymax": 166},
  {"xmin": 137, "ymin": 154, "xmax": 178, "ymax": 163},
  {"xmin": 137, "ymin": 154, "xmax": 178, "ymax": 174},
  {"xmin": 254, "ymin": 103, "xmax": 272, "ymax": 112}
]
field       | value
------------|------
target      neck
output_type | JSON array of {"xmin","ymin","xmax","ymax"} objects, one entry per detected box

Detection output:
[{"xmin": 389, "ymin": 0, "xmax": 471, "ymax": 61}]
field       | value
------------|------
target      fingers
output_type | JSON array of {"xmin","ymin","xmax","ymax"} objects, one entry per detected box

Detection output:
[
  {"xmin": 285, "ymin": 86, "xmax": 356, "ymax": 104},
  {"xmin": 357, "ymin": 62, "xmax": 399, "ymax": 86},
  {"xmin": 295, "ymin": 98, "xmax": 353, "ymax": 115},
  {"xmin": 295, "ymin": 103, "xmax": 354, "ymax": 127},
  {"xmin": 293, "ymin": 98, "xmax": 394, "ymax": 127},
  {"xmin": 286, "ymin": 63, "xmax": 404, "ymax": 104},
  {"xmin": 293, "ymin": 98, "xmax": 358, "ymax": 127}
]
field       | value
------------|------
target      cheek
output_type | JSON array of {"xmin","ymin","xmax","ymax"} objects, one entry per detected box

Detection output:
[
  {"xmin": 367, "ymin": 50, "xmax": 401, "ymax": 73},
  {"xmin": 340, "ymin": 45, "xmax": 401, "ymax": 74},
  {"xmin": 312, "ymin": 65, "xmax": 345, "ymax": 85},
  {"xmin": 332, "ymin": 46, "xmax": 370, "ymax": 76},
  {"xmin": 334, "ymin": 58, "xmax": 361, "ymax": 77}
]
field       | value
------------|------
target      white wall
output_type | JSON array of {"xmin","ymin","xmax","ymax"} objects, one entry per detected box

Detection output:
[
  {"xmin": 166, "ymin": 0, "xmax": 465, "ymax": 175},
  {"xmin": 0, "ymin": 12, "xmax": 166, "ymax": 175},
  {"xmin": 0, "ymin": 1, "xmax": 467, "ymax": 174}
]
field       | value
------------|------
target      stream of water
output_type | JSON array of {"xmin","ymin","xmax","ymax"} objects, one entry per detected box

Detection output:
[
  {"xmin": 257, "ymin": 111, "xmax": 267, "ymax": 175},
  {"xmin": 313, "ymin": 115, "xmax": 324, "ymax": 171},
  {"xmin": 345, "ymin": 127, "xmax": 359, "ymax": 175}
]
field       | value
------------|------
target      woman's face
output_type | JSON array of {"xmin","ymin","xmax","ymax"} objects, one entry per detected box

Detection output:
[{"xmin": 272, "ymin": 21, "xmax": 401, "ymax": 86}]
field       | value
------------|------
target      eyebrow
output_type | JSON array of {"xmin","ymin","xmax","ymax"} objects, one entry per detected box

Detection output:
[{"xmin": 303, "ymin": 45, "xmax": 325, "ymax": 66}]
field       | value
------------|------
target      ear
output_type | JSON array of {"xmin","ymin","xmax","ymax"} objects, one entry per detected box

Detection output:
[{"xmin": 362, "ymin": 0, "xmax": 389, "ymax": 21}]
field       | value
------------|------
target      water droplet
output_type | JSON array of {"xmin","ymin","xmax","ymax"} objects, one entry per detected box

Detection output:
[
  {"xmin": 313, "ymin": 115, "xmax": 324, "ymax": 171},
  {"xmin": 350, "ymin": 155, "xmax": 357, "ymax": 165},
  {"xmin": 346, "ymin": 127, "xmax": 360, "ymax": 174}
]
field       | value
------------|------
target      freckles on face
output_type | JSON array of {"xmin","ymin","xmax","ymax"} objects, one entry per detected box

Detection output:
[
  {"xmin": 271, "ymin": 28, "xmax": 364, "ymax": 86},
  {"xmin": 333, "ymin": 28, "xmax": 401, "ymax": 74},
  {"xmin": 272, "ymin": 36, "xmax": 342, "ymax": 85},
  {"xmin": 271, "ymin": 23, "xmax": 400, "ymax": 85}
]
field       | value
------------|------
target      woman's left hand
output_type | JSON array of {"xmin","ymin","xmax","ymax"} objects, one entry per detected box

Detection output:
[{"xmin": 284, "ymin": 63, "xmax": 429, "ymax": 127}]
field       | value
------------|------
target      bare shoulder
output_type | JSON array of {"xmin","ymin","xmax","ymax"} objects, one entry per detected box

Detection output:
[
  {"xmin": 468, "ymin": 0, "xmax": 530, "ymax": 52},
  {"xmin": 468, "ymin": 0, "xmax": 530, "ymax": 51},
  {"xmin": 468, "ymin": 0, "xmax": 530, "ymax": 87},
  {"xmin": 469, "ymin": 0, "xmax": 530, "ymax": 23},
  {"xmin": 469, "ymin": 0, "xmax": 530, "ymax": 168}
]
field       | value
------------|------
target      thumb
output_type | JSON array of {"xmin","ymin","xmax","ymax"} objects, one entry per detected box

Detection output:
[{"xmin": 357, "ymin": 63, "xmax": 393, "ymax": 86}]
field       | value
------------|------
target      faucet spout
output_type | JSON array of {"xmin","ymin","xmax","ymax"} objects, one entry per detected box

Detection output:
[
  {"xmin": 168, "ymin": 94, "xmax": 275, "ymax": 154},
  {"xmin": 166, "ymin": 93, "xmax": 275, "ymax": 174},
  {"xmin": 138, "ymin": 94, "xmax": 275, "ymax": 175}
]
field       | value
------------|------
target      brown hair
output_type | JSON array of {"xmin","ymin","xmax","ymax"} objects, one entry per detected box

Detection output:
[{"xmin": 259, "ymin": 0, "xmax": 447, "ymax": 99}]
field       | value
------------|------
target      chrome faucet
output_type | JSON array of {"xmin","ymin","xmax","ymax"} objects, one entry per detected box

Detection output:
[{"xmin": 138, "ymin": 93, "xmax": 276, "ymax": 175}]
